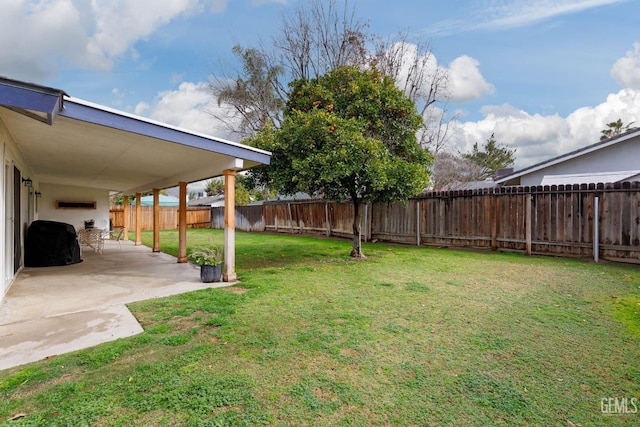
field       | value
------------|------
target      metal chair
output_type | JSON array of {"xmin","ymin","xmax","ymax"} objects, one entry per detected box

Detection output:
[{"xmin": 102, "ymin": 227, "xmax": 124, "ymax": 250}]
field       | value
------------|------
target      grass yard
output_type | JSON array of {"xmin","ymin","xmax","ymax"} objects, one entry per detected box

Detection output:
[{"xmin": 1, "ymin": 229, "xmax": 639, "ymax": 426}]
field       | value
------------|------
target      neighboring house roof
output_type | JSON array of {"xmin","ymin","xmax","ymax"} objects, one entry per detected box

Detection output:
[
  {"xmin": 540, "ymin": 170, "xmax": 640, "ymax": 186},
  {"xmin": 249, "ymin": 192, "xmax": 314, "ymax": 206},
  {"xmin": 187, "ymin": 195, "xmax": 225, "ymax": 207},
  {"xmin": 131, "ymin": 195, "xmax": 180, "ymax": 207},
  {"xmin": 0, "ymin": 77, "xmax": 271, "ymax": 194},
  {"xmin": 495, "ymin": 127, "xmax": 640, "ymax": 185}
]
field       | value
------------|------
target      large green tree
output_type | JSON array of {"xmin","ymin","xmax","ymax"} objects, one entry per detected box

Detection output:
[
  {"xmin": 247, "ymin": 66, "xmax": 432, "ymax": 257},
  {"xmin": 463, "ymin": 134, "xmax": 516, "ymax": 180},
  {"xmin": 204, "ymin": 175, "xmax": 266, "ymax": 206}
]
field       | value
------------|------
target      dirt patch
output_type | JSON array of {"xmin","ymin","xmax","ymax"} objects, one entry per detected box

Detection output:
[
  {"xmin": 222, "ymin": 286, "xmax": 249, "ymax": 294},
  {"xmin": 340, "ymin": 348, "xmax": 360, "ymax": 358}
]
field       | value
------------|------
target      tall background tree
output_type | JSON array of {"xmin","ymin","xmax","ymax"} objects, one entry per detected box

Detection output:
[
  {"xmin": 600, "ymin": 118, "xmax": 635, "ymax": 141},
  {"xmin": 463, "ymin": 134, "xmax": 516, "ymax": 180},
  {"xmin": 247, "ymin": 66, "xmax": 431, "ymax": 257},
  {"xmin": 210, "ymin": 0, "xmax": 451, "ymax": 150},
  {"xmin": 431, "ymin": 152, "xmax": 483, "ymax": 191},
  {"xmin": 210, "ymin": 46, "xmax": 284, "ymax": 138}
]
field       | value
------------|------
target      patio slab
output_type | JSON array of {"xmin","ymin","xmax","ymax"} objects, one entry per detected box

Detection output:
[{"xmin": 0, "ymin": 240, "xmax": 233, "ymax": 371}]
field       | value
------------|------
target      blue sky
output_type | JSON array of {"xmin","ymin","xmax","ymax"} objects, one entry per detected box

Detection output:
[{"xmin": 1, "ymin": 0, "xmax": 639, "ymax": 169}]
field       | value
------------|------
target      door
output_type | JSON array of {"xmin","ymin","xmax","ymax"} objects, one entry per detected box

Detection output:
[
  {"xmin": 3, "ymin": 161, "xmax": 14, "ymax": 292},
  {"xmin": 13, "ymin": 166, "xmax": 21, "ymax": 273}
]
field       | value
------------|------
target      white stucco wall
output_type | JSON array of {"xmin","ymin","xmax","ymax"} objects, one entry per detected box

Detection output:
[
  {"xmin": 1, "ymin": 115, "xmax": 37, "ymax": 300},
  {"xmin": 1, "ymin": 117, "xmax": 9, "ymax": 298},
  {"xmin": 519, "ymin": 135, "xmax": 640, "ymax": 186},
  {"xmin": 38, "ymin": 183, "xmax": 110, "ymax": 232}
]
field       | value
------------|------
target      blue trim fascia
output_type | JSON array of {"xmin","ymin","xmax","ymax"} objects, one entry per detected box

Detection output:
[
  {"xmin": 0, "ymin": 83, "xmax": 63, "ymax": 125},
  {"xmin": 61, "ymin": 100, "xmax": 271, "ymax": 165}
]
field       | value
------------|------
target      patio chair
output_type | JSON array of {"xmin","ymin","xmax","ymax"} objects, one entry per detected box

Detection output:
[
  {"xmin": 78, "ymin": 228, "xmax": 104, "ymax": 254},
  {"xmin": 102, "ymin": 227, "xmax": 124, "ymax": 250}
]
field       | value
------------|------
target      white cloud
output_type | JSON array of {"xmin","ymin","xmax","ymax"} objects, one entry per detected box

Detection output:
[
  {"xmin": 251, "ymin": 0, "xmax": 287, "ymax": 5},
  {"xmin": 448, "ymin": 89, "xmax": 640, "ymax": 169},
  {"xmin": 611, "ymin": 41, "xmax": 640, "ymax": 89},
  {"xmin": 208, "ymin": 0, "xmax": 229, "ymax": 13},
  {"xmin": 423, "ymin": 0, "xmax": 627, "ymax": 36},
  {"xmin": 447, "ymin": 56, "xmax": 495, "ymax": 102},
  {"xmin": 134, "ymin": 101, "xmax": 150, "ymax": 116},
  {"xmin": 170, "ymin": 72, "xmax": 186, "ymax": 85},
  {"xmin": 480, "ymin": 0, "xmax": 627, "ymax": 30},
  {"xmin": 111, "ymin": 87, "xmax": 136, "ymax": 107},
  {"xmin": 84, "ymin": 0, "xmax": 201, "ymax": 69},
  {"xmin": 0, "ymin": 0, "xmax": 86, "ymax": 81},
  {"xmin": 137, "ymin": 81, "xmax": 241, "ymax": 140},
  {"xmin": 0, "ymin": 0, "xmax": 215, "ymax": 81},
  {"xmin": 380, "ymin": 42, "xmax": 493, "ymax": 104}
]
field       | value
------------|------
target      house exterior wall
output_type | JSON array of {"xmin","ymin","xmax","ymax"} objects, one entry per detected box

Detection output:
[
  {"xmin": 38, "ymin": 183, "xmax": 110, "ymax": 232},
  {"xmin": 519, "ymin": 135, "xmax": 640, "ymax": 186},
  {"xmin": 0, "ymin": 115, "xmax": 36, "ymax": 301}
]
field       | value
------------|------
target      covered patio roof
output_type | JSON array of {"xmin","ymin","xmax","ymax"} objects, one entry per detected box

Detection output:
[{"xmin": 0, "ymin": 77, "xmax": 270, "ymax": 193}]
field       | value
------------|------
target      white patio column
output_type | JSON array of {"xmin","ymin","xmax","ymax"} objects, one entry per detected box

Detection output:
[
  {"xmin": 135, "ymin": 192, "xmax": 142, "ymax": 246},
  {"xmin": 153, "ymin": 188, "xmax": 160, "ymax": 252},
  {"xmin": 223, "ymin": 169, "xmax": 237, "ymax": 282},
  {"xmin": 178, "ymin": 182, "xmax": 187, "ymax": 263}
]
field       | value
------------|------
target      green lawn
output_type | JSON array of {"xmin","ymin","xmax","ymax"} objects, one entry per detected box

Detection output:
[{"xmin": 1, "ymin": 230, "xmax": 639, "ymax": 426}]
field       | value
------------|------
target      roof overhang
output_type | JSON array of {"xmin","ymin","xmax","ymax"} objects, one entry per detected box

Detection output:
[
  {"xmin": 0, "ymin": 77, "xmax": 270, "ymax": 194},
  {"xmin": 495, "ymin": 128, "xmax": 640, "ymax": 185},
  {"xmin": 0, "ymin": 77, "xmax": 65, "ymax": 125},
  {"xmin": 540, "ymin": 170, "xmax": 640, "ymax": 186}
]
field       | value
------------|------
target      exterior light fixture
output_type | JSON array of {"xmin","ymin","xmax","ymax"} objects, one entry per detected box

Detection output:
[
  {"xmin": 34, "ymin": 191, "xmax": 42, "ymax": 198},
  {"xmin": 22, "ymin": 177, "xmax": 33, "ymax": 187}
]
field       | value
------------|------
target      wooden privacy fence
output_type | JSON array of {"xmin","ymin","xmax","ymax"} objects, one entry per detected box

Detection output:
[
  {"xmin": 210, "ymin": 182, "xmax": 640, "ymax": 262},
  {"xmin": 109, "ymin": 206, "xmax": 210, "ymax": 231}
]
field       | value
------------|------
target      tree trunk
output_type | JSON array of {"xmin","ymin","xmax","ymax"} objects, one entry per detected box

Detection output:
[{"xmin": 350, "ymin": 200, "xmax": 366, "ymax": 258}]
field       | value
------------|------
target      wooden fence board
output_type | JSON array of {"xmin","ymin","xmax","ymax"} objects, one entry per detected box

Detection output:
[
  {"xmin": 201, "ymin": 182, "xmax": 640, "ymax": 263},
  {"xmin": 109, "ymin": 206, "xmax": 210, "ymax": 231}
]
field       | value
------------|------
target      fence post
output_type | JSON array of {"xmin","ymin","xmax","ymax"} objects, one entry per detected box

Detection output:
[
  {"xmin": 288, "ymin": 202, "xmax": 294, "ymax": 234},
  {"xmin": 369, "ymin": 202, "xmax": 373, "ymax": 241},
  {"xmin": 363, "ymin": 203, "xmax": 368, "ymax": 242},
  {"xmin": 491, "ymin": 195, "xmax": 498, "ymax": 251},
  {"xmin": 416, "ymin": 200, "xmax": 421, "ymax": 246},
  {"xmin": 526, "ymin": 195, "xmax": 532, "ymax": 256},
  {"xmin": 594, "ymin": 196, "xmax": 599, "ymax": 262},
  {"xmin": 325, "ymin": 203, "xmax": 331, "ymax": 237}
]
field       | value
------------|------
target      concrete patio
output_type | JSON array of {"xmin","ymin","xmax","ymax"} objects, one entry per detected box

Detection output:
[{"xmin": 0, "ymin": 240, "xmax": 233, "ymax": 371}]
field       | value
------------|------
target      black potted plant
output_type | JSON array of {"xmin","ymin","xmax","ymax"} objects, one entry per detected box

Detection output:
[{"xmin": 188, "ymin": 245, "xmax": 223, "ymax": 283}]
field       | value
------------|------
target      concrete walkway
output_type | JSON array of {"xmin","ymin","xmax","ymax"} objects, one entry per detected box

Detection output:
[{"xmin": 0, "ymin": 240, "xmax": 233, "ymax": 371}]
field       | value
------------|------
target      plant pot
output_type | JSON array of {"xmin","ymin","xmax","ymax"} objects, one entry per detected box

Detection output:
[{"xmin": 200, "ymin": 264, "xmax": 222, "ymax": 283}]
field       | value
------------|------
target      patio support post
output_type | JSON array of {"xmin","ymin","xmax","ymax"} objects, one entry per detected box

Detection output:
[
  {"xmin": 178, "ymin": 182, "xmax": 187, "ymax": 263},
  {"xmin": 153, "ymin": 188, "xmax": 160, "ymax": 252},
  {"xmin": 223, "ymin": 169, "xmax": 237, "ymax": 282},
  {"xmin": 123, "ymin": 195, "xmax": 129, "ymax": 241},
  {"xmin": 135, "ymin": 192, "xmax": 142, "ymax": 246}
]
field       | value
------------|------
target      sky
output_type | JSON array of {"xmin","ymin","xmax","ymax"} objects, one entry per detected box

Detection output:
[{"xmin": 1, "ymin": 0, "xmax": 640, "ymax": 171}]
